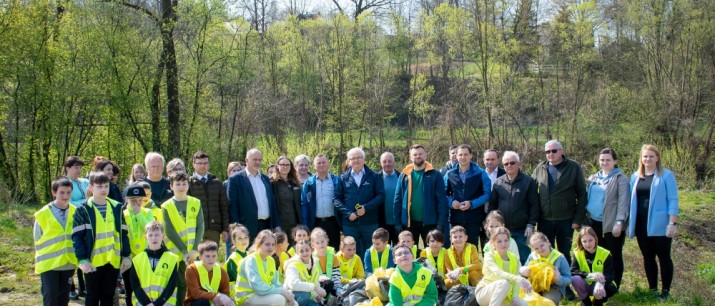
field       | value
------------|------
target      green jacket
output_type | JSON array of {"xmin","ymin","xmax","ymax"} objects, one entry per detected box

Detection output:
[{"xmin": 531, "ymin": 157, "xmax": 587, "ymax": 223}]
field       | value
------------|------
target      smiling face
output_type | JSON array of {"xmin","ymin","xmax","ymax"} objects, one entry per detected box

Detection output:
[
  {"xmin": 371, "ymin": 238, "xmax": 387, "ymax": 252},
  {"xmin": 52, "ymin": 186, "xmax": 73, "ymax": 206},
  {"xmin": 450, "ymin": 231, "xmax": 467, "ymax": 250},
  {"xmin": 530, "ymin": 239, "xmax": 552, "ymax": 257},
  {"xmin": 296, "ymin": 244, "xmax": 312, "ymax": 262},
  {"xmin": 234, "ymin": 232, "xmax": 250, "ymax": 252},
  {"xmin": 102, "ymin": 164, "xmax": 114, "ymax": 178},
  {"xmin": 599, "ymin": 153, "xmax": 616, "ymax": 173},
  {"xmin": 313, "ymin": 156, "xmax": 329, "ymax": 176},
  {"xmin": 348, "ymin": 151, "xmax": 365, "ymax": 173},
  {"xmin": 146, "ymin": 157, "xmax": 164, "ymax": 180},
  {"xmin": 294, "ymin": 230, "xmax": 309, "ymax": 242},
  {"xmin": 380, "ymin": 154, "xmax": 395, "ymax": 174},
  {"xmin": 641, "ymin": 149, "xmax": 659, "ymax": 170},
  {"xmin": 295, "ymin": 159, "xmax": 309, "ymax": 177},
  {"xmin": 341, "ymin": 242, "xmax": 356, "ymax": 258},
  {"xmin": 257, "ymin": 236, "xmax": 276, "ymax": 257},
  {"xmin": 580, "ymin": 234, "xmax": 597, "ymax": 253},
  {"xmin": 428, "ymin": 237, "xmax": 443, "ymax": 253},
  {"xmin": 66, "ymin": 165, "xmax": 83, "ymax": 179},
  {"xmin": 494, "ymin": 233, "xmax": 511, "ymax": 252},
  {"xmin": 485, "ymin": 219, "xmax": 504, "ymax": 237},
  {"xmin": 311, "ymin": 237, "xmax": 328, "ymax": 254},
  {"xmin": 394, "ymin": 246, "xmax": 414, "ymax": 269},
  {"xmin": 456, "ymin": 148, "xmax": 473, "ymax": 168}
]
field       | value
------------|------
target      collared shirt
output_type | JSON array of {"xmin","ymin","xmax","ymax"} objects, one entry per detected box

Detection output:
[
  {"xmin": 194, "ymin": 173, "xmax": 208, "ymax": 183},
  {"xmin": 247, "ymin": 170, "xmax": 270, "ymax": 220},
  {"xmin": 459, "ymin": 166, "xmax": 469, "ymax": 183},
  {"xmin": 351, "ymin": 168, "xmax": 364, "ymax": 186},
  {"xmin": 315, "ymin": 174, "xmax": 335, "ymax": 218},
  {"xmin": 486, "ymin": 168, "xmax": 498, "ymax": 190}
]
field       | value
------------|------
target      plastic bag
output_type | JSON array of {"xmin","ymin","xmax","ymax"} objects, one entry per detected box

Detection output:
[
  {"xmin": 527, "ymin": 261, "xmax": 555, "ymax": 293},
  {"xmin": 444, "ymin": 284, "xmax": 478, "ymax": 306},
  {"xmin": 347, "ymin": 289, "xmax": 370, "ymax": 306},
  {"xmin": 520, "ymin": 290, "xmax": 556, "ymax": 306},
  {"xmin": 354, "ymin": 297, "xmax": 383, "ymax": 306},
  {"xmin": 365, "ymin": 268, "xmax": 393, "ymax": 302}
]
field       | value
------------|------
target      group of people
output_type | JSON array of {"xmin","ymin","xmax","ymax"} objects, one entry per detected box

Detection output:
[{"xmin": 33, "ymin": 140, "xmax": 679, "ymax": 306}]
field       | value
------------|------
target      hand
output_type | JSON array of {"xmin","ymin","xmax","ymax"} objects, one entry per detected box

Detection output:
[
  {"xmin": 524, "ymin": 227, "xmax": 534, "ymax": 238},
  {"xmin": 221, "ymin": 293, "xmax": 235, "ymax": 306},
  {"xmin": 666, "ymin": 224, "xmax": 676, "ymax": 238},
  {"xmin": 316, "ymin": 286, "xmax": 327, "ymax": 298},
  {"xmin": 519, "ymin": 266, "xmax": 531, "ymax": 278},
  {"xmin": 452, "ymin": 200, "xmax": 461, "ymax": 209},
  {"xmin": 611, "ymin": 223, "xmax": 623, "ymax": 237},
  {"xmin": 572, "ymin": 223, "xmax": 580, "ymax": 230},
  {"xmin": 132, "ymin": 203, "xmax": 141, "ymax": 214},
  {"xmin": 349, "ymin": 213, "xmax": 358, "ymax": 221},
  {"xmin": 213, "ymin": 294, "xmax": 224, "ymax": 306},
  {"xmin": 221, "ymin": 231, "xmax": 229, "ymax": 242},
  {"xmin": 356, "ymin": 207, "xmax": 366, "ymax": 216},
  {"xmin": 281, "ymin": 289, "xmax": 295, "ymax": 305},
  {"xmin": 593, "ymin": 282, "xmax": 606, "ymax": 299},
  {"xmin": 459, "ymin": 201, "xmax": 471, "ymax": 211},
  {"xmin": 120, "ymin": 257, "xmax": 133, "ymax": 273},
  {"xmin": 79, "ymin": 261, "xmax": 95, "ymax": 274},
  {"xmin": 519, "ymin": 278, "xmax": 532, "ymax": 294},
  {"xmin": 446, "ymin": 269, "xmax": 462, "ymax": 280}
]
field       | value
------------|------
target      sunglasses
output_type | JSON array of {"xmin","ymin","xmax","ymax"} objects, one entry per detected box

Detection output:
[
  {"xmin": 503, "ymin": 161, "xmax": 518, "ymax": 166},
  {"xmin": 544, "ymin": 149, "xmax": 560, "ymax": 154}
]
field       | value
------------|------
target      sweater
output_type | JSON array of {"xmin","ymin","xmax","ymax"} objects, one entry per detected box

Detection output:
[{"xmin": 184, "ymin": 262, "xmax": 230, "ymax": 305}]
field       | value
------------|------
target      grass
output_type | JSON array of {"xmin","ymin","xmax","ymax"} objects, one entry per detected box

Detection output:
[{"xmin": 2, "ymin": 191, "xmax": 714, "ymax": 305}]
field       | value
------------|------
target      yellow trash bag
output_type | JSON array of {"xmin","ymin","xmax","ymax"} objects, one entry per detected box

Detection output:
[
  {"xmin": 519, "ymin": 289, "xmax": 556, "ymax": 306},
  {"xmin": 365, "ymin": 268, "xmax": 394, "ymax": 302},
  {"xmin": 527, "ymin": 261, "xmax": 555, "ymax": 293},
  {"xmin": 354, "ymin": 297, "xmax": 384, "ymax": 306}
]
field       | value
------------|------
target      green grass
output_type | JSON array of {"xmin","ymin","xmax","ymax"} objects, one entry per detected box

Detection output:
[{"xmin": 0, "ymin": 203, "xmax": 41, "ymax": 303}]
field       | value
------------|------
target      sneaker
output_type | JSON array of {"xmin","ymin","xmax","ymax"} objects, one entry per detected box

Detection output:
[
  {"xmin": 117, "ymin": 281, "xmax": 126, "ymax": 294},
  {"xmin": 69, "ymin": 291, "xmax": 79, "ymax": 300}
]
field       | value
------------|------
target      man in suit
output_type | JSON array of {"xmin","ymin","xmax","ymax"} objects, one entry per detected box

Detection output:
[{"xmin": 227, "ymin": 148, "xmax": 281, "ymax": 239}]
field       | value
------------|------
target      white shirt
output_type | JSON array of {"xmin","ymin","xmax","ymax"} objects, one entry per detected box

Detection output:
[
  {"xmin": 247, "ymin": 170, "xmax": 270, "ymax": 220},
  {"xmin": 351, "ymin": 168, "xmax": 364, "ymax": 186},
  {"xmin": 194, "ymin": 173, "xmax": 208, "ymax": 182},
  {"xmin": 486, "ymin": 168, "xmax": 498, "ymax": 190},
  {"xmin": 315, "ymin": 174, "xmax": 335, "ymax": 218}
]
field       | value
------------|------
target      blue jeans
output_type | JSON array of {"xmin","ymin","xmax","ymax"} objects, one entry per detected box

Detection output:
[
  {"xmin": 343, "ymin": 223, "xmax": 378, "ymax": 258},
  {"xmin": 294, "ymin": 291, "xmax": 320, "ymax": 306},
  {"xmin": 511, "ymin": 230, "xmax": 530, "ymax": 265}
]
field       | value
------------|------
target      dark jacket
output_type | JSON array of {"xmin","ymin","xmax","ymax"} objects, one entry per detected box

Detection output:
[
  {"xmin": 72, "ymin": 198, "xmax": 130, "ymax": 262},
  {"xmin": 444, "ymin": 162, "xmax": 492, "ymax": 224},
  {"xmin": 108, "ymin": 182, "xmax": 124, "ymax": 204},
  {"xmin": 333, "ymin": 165, "xmax": 385, "ymax": 226},
  {"xmin": 488, "ymin": 171, "xmax": 540, "ymax": 231},
  {"xmin": 301, "ymin": 173, "xmax": 340, "ymax": 229},
  {"xmin": 226, "ymin": 170, "xmax": 281, "ymax": 238},
  {"xmin": 393, "ymin": 162, "xmax": 448, "ymax": 228},
  {"xmin": 144, "ymin": 177, "xmax": 173, "ymax": 206},
  {"xmin": 531, "ymin": 157, "xmax": 588, "ymax": 223},
  {"xmin": 271, "ymin": 178, "xmax": 302, "ymax": 227},
  {"xmin": 188, "ymin": 173, "xmax": 229, "ymax": 233}
]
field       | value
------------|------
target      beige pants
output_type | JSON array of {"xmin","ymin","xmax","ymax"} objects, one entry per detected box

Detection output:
[
  {"xmin": 244, "ymin": 293, "xmax": 296, "ymax": 306},
  {"xmin": 475, "ymin": 279, "xmax": 528, "ymax": 306}
]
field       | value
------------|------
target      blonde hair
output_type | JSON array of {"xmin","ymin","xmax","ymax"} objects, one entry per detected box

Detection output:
[
  {"xmin": 250, "ymin": 229, "xmax": 276, "ymax": 253},
  {"xmin": 340, "ymin": 236, "xmax": 357, "ymax": 249},
  {"xmin": 398, "ymin": 231, "xmax": 413, "ymax": 241},
  {"xmin": 638, "ymin": 144, "xmax": 664, "ymax": 178},
  {"xmin": 145, "ymin": 221, "xmax": 164, "ymax": 233},
  {"xmin": 226, "ymin": 161, "xmax": 242, "ymax": 176},
  {"xmin": 450, "ymin": 225, "xmax": 467, "ymax": 236},
  {"xmin": 489, "ymin": 226, "xmax": 511, "ymax": 242},
  {"xmin": 310, "ymin": 227, "xmax": 329, "ymax": 242},
  {"xmin": 529, "ymin": 232, "xmax": 549, "ymax": 246}
]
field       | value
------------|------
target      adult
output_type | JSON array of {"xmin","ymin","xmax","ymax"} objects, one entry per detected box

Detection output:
[
  {"xmin": 627, "ymin": 144, "xmax": 678, "ymax": 299},
  {"xmin": 188, "ymin": 151, "xmax": 230, "ymax": 245},
  {"xmin": 166, "ymin": 158, "xmax": 186, "ymax": 177},
  {"xmin": 531, "ymin": 140, "xmax": 587, "ymax": 264},
  {"xmin": 488, "ymin": 151, "xmax": 539, "ymax": 263},
  {"xmin": 301, "ymin": 154, "xmax": 341, "ymax": 250},
  {"xmin": 585, "ymin": 148, "xmax": 629, "ymax": 288},
  {"xmin": 64, "ymin": 156, "xmax": 89, "ymax": 207},
  {"xmin": 143, "ymin": 152, "xmax": 173, "ymax": 206},
  {"xmin": 394, "ymin": 144, "xmax": 448, "ymax": 245},
  {"xmin": 378, "ymin": 152, "xmax": 400, "ymax": 244},
  {"xmin": 439, "ymin": 145, "xmax": 458, "ymax": 176},
  {"xmin": 388, "ymin": 244, "xmax": 439, "ymax": 305},
  {"xmin": 294, "ymin": 154, "xmax": 311, "ymax": 185},
  {"xmin": 480, "ymin": 149, "xmax": 506, "ymax": 248},
  {"xmin": 223, "ymin": 161, "xmax": 243, "ymax": 189},
  {"xmin": 333, "ymin": 147, "xmax": 385, "ymax": 257},
  {"xmin": 270, "ymin": 156, "xmax": 302, "ymax": 241},
  {"xmin": 227, "ymin": 148, "xmax": 281, "ymax": 239},
  {"xmin": 444, "ymin": 144, "xmax": 491, "ymax": 246},
  {"xmin": 94, "ymin": 159, "xmax": 124, "ymax": 203}
]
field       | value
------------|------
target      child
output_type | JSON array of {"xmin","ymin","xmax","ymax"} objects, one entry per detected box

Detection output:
[
  {"xmin": 521, "ymin": 232, "xmax": 572, "ymax": 304},
  {"xmin": 288, "ymin": 225, "xmax": 310, "ymax": 256},
  {"xmin": 128, "ymin": 164, "xmax": 147, "ymax": 185},
  {"xmin": 388, "ymin": 243, "xmax": 439, "ymax": 306},
  {"xmin": 482, "ymin": 211, "xmax": 521, "ymax": 263},
  {"xmin": 570, "ymin": 227, "xmax": 617, "ymax": 306},
  {"xmin": 123, "ymin": 185, "xmax": 156, "ymax": 306},
  {"xmin": 162, "ymin": 172, "xmax": 206, "ymax": 304},
  {"xmin": 72, "ymin": 173, "xmax": 131, "ymax": 305},
  {"xmin": 398, "ymin": 231, "xmax": 420, "ymax": 258},
  {"xmin": 310, "ymin": 228, "xmax": 343, "ymax": 297},
  {"xmin": 138, "ymin": 181, "xmax": 162, "ymax": 222},
  {"xmin": 284, "ymin": 240, "xmax": 327, "ymax": 306},
  {"xmin": 35, "ymin": 177, "xmax": 78, "ymax": 306},
  {"xmin": 185, "ymin": 240, "xmax": 234, "ymax": 306},
  {"xmin": 364, "ymin": 227, "xmax": 394, "ymax": 275},
  {"xmin": 444, "ymin": 225, "xmax": 482, "ymax": 289},
  {"xmin": 236, "ymin": 230, "xmax": 295, "ymax": 305},
  {"xmin": 420, "ymin": 229, "xmax": 446, "ymax": 278},
  {"xmin": 224, "ymin": 223, "xmax": 251, "ymax": 295},
  {"xmin": 475, "ymin": 226, "xmax": 530, "ymax": 306},
  {"xmin": 130, "ymin": 221, "xmax": 179, "ymax": 306},
  {"xmin": 274, "ymin": 231, "xmax": 290, "ymax": 282},
  {"xmin": 336, "ymin": 236, "xmax": 365, "ymax": 284}
]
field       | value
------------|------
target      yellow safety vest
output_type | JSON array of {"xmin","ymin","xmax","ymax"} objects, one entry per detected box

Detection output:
[
  {"xmin": 124, "ymin": 207, "xmax": 155, "ymax": 257},
  {"xmin": 314, "ymin": 251, "xmax": 336, "ymax": 277},
  {"xmin": 370, "ymin": 245, "xmax": 391, "ymax": 270},
  {"xmin": 235, "ymin": 253, "xmax": 276, "ymax": 305},
  {"xmin": 411, "ymin": 246, "xmax": 418, "ymax": 258},
  {"xmin": 34, "ymin": 204, "xmax": 78, "ymax": 274},
  {"xmin": 150, "ymin": 206, "xmax": 163, "ymax": 223},
  {"xmin": 223, "ymin": 251, "xmax": 245, "ymax": 297},
  {"xmin": 338, "ymin": 253, "xmax": 359, "ymax": 281},
  {"xmin": 424, "ymin": 248, "xmax": 445, "ymax": 278},
  {"xmin": 532, "ymin": 249, "xmax": 561, "ymax": 265},
  {"xmin": 88, "ymin": 199, "xmax": 122, "ymax": 268},
  {"xmin": 573, "ymin": 246, "xmax": 616, "ymax": 286},
  {"xmin": 492, "ymin": 251, "xmax": 518, "ymax": 302},
  {"xmin": 291, "ymin": 260, "xmax": 320, "ymax": 283},
  {"xmin": 389, "ymin": 266, "xmax": 433, "ymax": 306},
  {"xmin": 447, "ymin": 244, "xmax": 473, "ymax": 285},
  {"xmin": 132, "ymin": 251, "xmax": 179, "ymax": 306},
  {"xmin": 196, "ymin": 261, "xmax": 222, "ymax": 294},
  {"xmin": 162, "ymin": 197, "xmax": 200, "ymax": 257},
  {"xmin": 288, "ymin": 247, "xmax": 295, "ymax": 257}
]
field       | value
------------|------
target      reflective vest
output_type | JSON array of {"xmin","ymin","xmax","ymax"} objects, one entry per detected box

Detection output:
[
  {"xmin": 196, "ymin": 261, "xmax": 222, "ymax": 294},
  {"xmin": 162, "ymin": 197, "xmax": 200, "ymax": 257},
  {"xmin": 573, "ymin": 247, "xmax": 616, "ymax": 286},
  {"xmin": 389, "ymin": 266, "xmax": 433, "ymax": 306},
  {"xmin": 34, "ymin": 204, "xmax": 78, "ymax": 274},
  {"xmin": 532, "ymin": 249, "xmax": 561, "ymax": 265},
  {"xmin": 338, "ymin": 253, "xmax": 359, "ymax": 281},
  {"xmin": 88, "ymin": 199, "xmax": 122, "ymax": 268},
  {"xmin": 314, "ymin": 251, "xmax": 335, "ymax": 277},
  {"xmin": 424, "ymin": 248, "xmax": 445, "ymax": 278},
  {"xmin": 370, "ymin": 245, "xmax": 391, "ymax": 270},
  {"xmin": 223, "ymin": 251, "xmax": 245, "ymax": 297},
  {"xmin": 411, "ymin": 246, "xmax": 418, "ymax": 258},
  {"xmin": 235, "ymin": 254, "xmax": 276, "ymax": 305},
  {"xmin": 124, "ymin": 207, "xmax": 155, "ymax": 257},
  {"xmin": 492, "ymin": 251, "xmax": 518, "ymax": 302},
  {"xmin": 132, "ymin": 251, "xmax": 178, "ymax": 306},
  {"xmin": 287, "ymin": 247, "xmax": 295, "ymax": 257},
  {"xmin": 291, "ymin": 259, "xmax": 320, "ymax": 283},
  {"xmin": 447, "ymin": 244, "xmax": 473, "ymax": 285}
]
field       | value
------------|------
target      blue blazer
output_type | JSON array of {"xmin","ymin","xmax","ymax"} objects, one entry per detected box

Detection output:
[
  {"xmin": 627, "ymin": 169, "xmax": 679, "ymax": 237},
  {"xmin": 227, "ymin": 170, "xmax": 281, "ymax": 238},
  {"xmin": 301, "ymin": 173, "xmax": 340, "ymax": 229}
]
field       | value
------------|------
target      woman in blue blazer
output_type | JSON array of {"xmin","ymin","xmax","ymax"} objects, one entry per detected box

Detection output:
[{"xmin": 627, "ymin": 144, "xmax": 678, "ymax": 300}]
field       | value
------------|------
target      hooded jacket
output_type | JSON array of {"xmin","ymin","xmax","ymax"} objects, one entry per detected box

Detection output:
[
  {"xmin": 586, "ymin": 167, "xmax": 630, "ymax": 234},
  {"xmin": 393, "ymin": 162, "xmax": 448, "ymax": 228}
]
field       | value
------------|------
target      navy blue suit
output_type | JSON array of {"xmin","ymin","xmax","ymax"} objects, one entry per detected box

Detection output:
[{"xmin": 226, "ymin": 169, "xmax": 281, "ymax": 238}]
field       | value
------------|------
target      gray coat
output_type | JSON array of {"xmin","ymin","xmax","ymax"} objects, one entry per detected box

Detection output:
[{"xmin": 587, "ymin": 170, "xmax": 630, "ymax": 235}]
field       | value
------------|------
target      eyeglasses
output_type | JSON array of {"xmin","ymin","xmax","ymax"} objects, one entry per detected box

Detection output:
[
  {"xmin": 394, "ymin": 251, "xmax": 412, "ymax": 257},
  {"xmin": 544, "ymin": 149, "xmax": 560, "ymax": 154},
  {"xmin": 503, "ymin": 161, "xmax": 518, "ymax": 166},
  {"xmin": 349, "ymin": 156, "xmax": 364, "ymax": 161},
  {"xmin": 278, "ymin": 164, "xmax": 292, "ymax": 167}
]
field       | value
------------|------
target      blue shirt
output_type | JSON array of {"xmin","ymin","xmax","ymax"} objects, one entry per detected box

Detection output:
[
  {"xmin": 586, "ymin": 169, "xmax": 621, "ymax": 221},
  {"xmin": 315, "ymin": 174, "xmax": 335, "ymax": 218},
  {"xmin": 69, "ymin": 178, "xmax": 89, "ymax": 207},
  {"xmin": 351, "ymin": 168, "xmax": 364, "ymax": 186},
  {"xmin": 382, "ymin": 171, "xmax": 399, "ymax": 225}
]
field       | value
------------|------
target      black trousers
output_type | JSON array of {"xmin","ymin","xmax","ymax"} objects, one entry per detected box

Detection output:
[
  {"xmin": 315, "ymin": 216, "xmax": 342, "ymax": 250},
  {"xmin": 84, "ymin": 264, "xmax": 119, "ymax": 306},
  {"xmin": 70, "ymin": 268, "xmax": 86, "ymax": 293},
  {"xmin": 636, "ymin": 234, "xmax": 673, "ymax": 292},
  {"xmin": 121, "ymin": 267, "xmax": 134, "ymax": 306},
  {"xmin": 41, "ymin": 269, "xmax": 73, "ymax": 306},
  {"xmin": 451, "ymin": 221, "xmax": 481, "ymax": 247},
  {"xmin": 589, "ymin": 219, "xmax": 626, "ymax": 287},
  {"xmin": 538, "ymin": 218, "xmax": 575, "ymax": 265},
  {"xmin": 407, "ymin": 221, "xmax": 436, "ymax": 248}
]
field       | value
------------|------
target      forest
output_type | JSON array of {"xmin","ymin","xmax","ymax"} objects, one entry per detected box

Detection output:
[{"xmin": 0, "ymin": 0, "xmax": 713, "ymax": 202}]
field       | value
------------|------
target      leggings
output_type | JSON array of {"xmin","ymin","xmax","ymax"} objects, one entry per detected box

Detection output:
[{"xmin": 635, "ymin": 234, "xmax": 673, "ymax": 292}]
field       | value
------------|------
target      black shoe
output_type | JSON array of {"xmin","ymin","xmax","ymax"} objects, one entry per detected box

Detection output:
[
  {"xmin": 69, "ymin": 291, "xmax": 79, "ymax": 300},
  {"xmin": 659, "ymin": 290, "xmax": 670, "ymax": 300},
  {"xmin": 565, "ymin": 286, "xmax": 577, "ymax": 301},
  {"xmin": 79, "ymin": 290, "xmax": 87, "ymax": 297}
]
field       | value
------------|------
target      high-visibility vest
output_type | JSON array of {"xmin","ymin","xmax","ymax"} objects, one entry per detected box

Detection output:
[
  {"xmin": 235, "ymin": 253, "xmax": 276, "ymax": 305},
  {"xmin": 124, "ymin": 207, "xmax": 155, "ymax": 257},
  {"xmin": 223, "ymin": 251, "xmax": 245, "ymax": 297},
  {"xmin": 370, "ymin": 245, "xmax": 391, "ymax": 270},
  {"xmin": 291, "ymin": 259, "xmax": 320, "ymax": 283},
  {"xmin": 424, "ymin": 248, "xmax": 445, "ymax": 278},
  {"xmin": 149, "ymin": 205, "xmax": 163, "ymax": 223},
  {"xmin": 88, "ymin": 199, "xmax": 122, "ymax": 268},
  {"xmin": 314, "ymin": 251, "xmax": 335, "ymax": 277},
  {"xmin": 34, "ymin": 204, "xmax": 78, "ymax": 274},
  {"xmin": 196, "ymin": 261, "xmax": 222, "ymax": 294},
  {"xmin": 389, "ymin": 266, "xmax": 433, "ymax": 306},
  {"xmin": 162, "ymin": 197, "xmax": 200, "ymax": 257},
  {"xmin": 411, "ymin": 246, "xmax": 418, "ymax": 258},
  {"xmin": 447, "ymin": 244, "xmax": 473, "ymax": 285},
  {"xmin": 532, "ymin": 249, "xmax": 561, "ymax": 265},
  {"xmin": 338, "ymin": 253, "xmax": 360, "ymax": 281},
  {"xmin": 492, "ymin": 251, "xmax": 519, "ymax": 302},
  {"xmin": 573, "ymin": 246, "xmax": 616, "ymax": 287},
  {"xmin": 132, "ymin": 251, "xmax": 178, "ymax": 306}
]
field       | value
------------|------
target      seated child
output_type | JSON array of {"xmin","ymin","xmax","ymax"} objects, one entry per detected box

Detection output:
[
  {"xmin": 223, "ymin": 223, "xmax": 251, "ymax": 297},
  {"xmin": 283, "ymin": 240, "xmax": 327, "ymax": 306},
  {"xmin": 420, "ymin": 229, "xmax": 446, "ymax": 278},
  {"xmin": 398, "ymin": 231, "xmax": 420, "ymax": 258},
  {"xmin": 364, "ymin": 228, "xmax": 394, "ymax": 275},
  {"xmin": 521, "ymin": 232, "xmax": 572, "ymax": 305},
  {"xmin": 185, "ymin": 240, "xmax": 233, "ymax": 306},
  {"xmin": 444, "ymin": 225, "xmax": 482, "ymax": 289},
  {"xmin": 570, "ymin": 227, "xmax": 618, "ymax": 306},
  {"xmin": 336, "ymin": 236, "xmax": 365, "ymax": 284},
  {"xmin": 482, "ymin": 211, "xmax": 520, "ymax": 263},
  {"xmin": 310, "ymin": 228, "xmax": 343, "ymax": 296}
]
